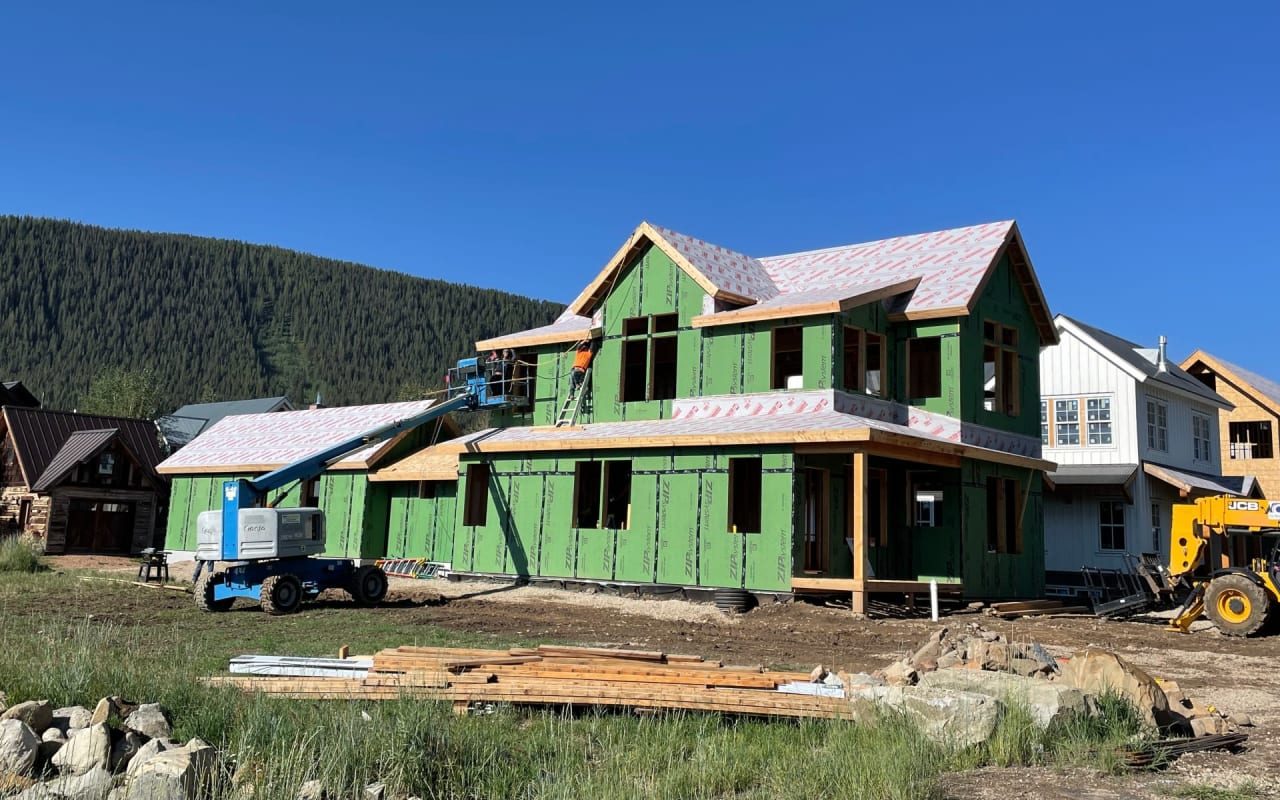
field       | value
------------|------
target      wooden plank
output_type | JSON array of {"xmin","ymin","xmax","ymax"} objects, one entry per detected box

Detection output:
[
  {"xmin": 664, "ymin": 654, "xmax": 705, "ymax": 663},
  {"xmin": 851, "ymin": 451, "xmax": 866, "ymax": 614},
  {"xmin": 791, "ymin": 576, "xmax": 858, "ymax": 592},
  {"xmin": 441, "ymin": 656, "xmax": 543, "ymax": 669},
  {"xmin": 989, "ymin": 600, "xmax": 1062, "ymax": 613},
  {"xmin": 994, "ymin": 605, "xmax": 1089, "ymax": 618},
  {"xmin": 534, "ymin": 645, "xmax": 666, "ymax": 662}
]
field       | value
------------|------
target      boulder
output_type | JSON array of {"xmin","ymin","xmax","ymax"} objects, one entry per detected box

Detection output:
[
  {"xmin": 42, "ymin": 729, "xmax": 67, "ymax": 744},
  {"xmin": 1230, "ymin": 711, "xmax": 1254, "ymax": 727},
  {"xmin": 118, "ymin": 739, "xmax": 216, "ymax": 800},
  {"xmin": 365, "ymin": 783, "xmax": 386, "ymax": 800},
  {"xmin": 52, "ymin": 723, "xmax": 111, "ymax": 776},
  {"xmin": 882, "ymin": 661, "xmax": 918, "ymax": 687},
  {"xmin": 917, "ymin": 669, "xmax": 1088, "ymax": 729},
  {"xmin": 936, "ymin": 652, "xmax": 964, "ymax": 671},
  {"xmin": 1060, "ymin": 649, "xmax": 1171, "ymax": 727},
  {"xmin": 2, "ymin": 702, "xmax": 54, "ymax": 735},
  {"xmin": 15, "ymin": 765, "xmax": 114, "ymax": 799},
  {"xmin": 109, "ymin": 732, "xmax": 145, "ymax": 773},
  {"xmin": 0, "ymin": 719, "xmax": 39, "ymax": 776},
  {"xmin": 89, "ymin": 699, "xmax": 134, "ymax": 728},
  {"xmin": 1008, "ymin": 657, "xmax": 1050, "ymax": 678},
  {"xmin": 122, "ymin": 707, "xmax": 169, "ymax": 742},
  {"xmin": 848, "ymin": 685, "xmax": 1001, "ymax": 748},
  {"xmin": 124, "ymin": 740, "xmax": 176, "ymax": 779},
  {"xmin": 297, "ymin": 779, "xmax": 327, "ymax": 800},
  {"xmin": 52, "ymin": 709, "xmax": 92, "ymax": 735}
]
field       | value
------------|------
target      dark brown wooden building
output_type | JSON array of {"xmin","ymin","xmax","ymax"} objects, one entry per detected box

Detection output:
[{"xmin": 1, "ymin": 407, "xmax": 167, "ymax": 553}]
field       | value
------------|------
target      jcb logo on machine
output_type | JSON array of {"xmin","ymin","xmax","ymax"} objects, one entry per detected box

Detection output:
[{"xmin": 1228, "ymin": 500, "xmax": 1260, "ymax": 512}]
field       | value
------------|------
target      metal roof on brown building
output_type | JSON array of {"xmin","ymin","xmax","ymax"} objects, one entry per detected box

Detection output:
[{"xmin": 1, "ymin": 407, "xmax": 166, "ymax": 490}]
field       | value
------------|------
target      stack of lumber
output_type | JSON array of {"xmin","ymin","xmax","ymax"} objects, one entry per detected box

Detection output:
[
  {"xmin": 204, "ymin": 645, "xmax": 852, "ymax": 720},
  {"xmin": 986, "ymin": 599, "xmax": 1090, "ymax": 619}
]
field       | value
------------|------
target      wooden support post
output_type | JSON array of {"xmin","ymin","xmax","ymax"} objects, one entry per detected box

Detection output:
[{"xmin": 851, "ymin": 451, "xmax": 867, "ymax": 615}]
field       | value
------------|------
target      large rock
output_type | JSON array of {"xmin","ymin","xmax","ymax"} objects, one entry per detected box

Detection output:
[
  {"xmin": 52, "ymin": 708, "xmax": 92, "ymax": 735},
  {"xmin": 122, "ymin": 706, "xmax": 169, "ymax": 741},
  {"xmin": 15, "ymin": 765, "xmax": 114, "ymax": 799},
  {"xmin": 89, "ymin": 699, "xmax": 134, "ymax": 728},
  {"xmin": 2, "ymin": 702, "xmax": 54, "ymax": 735},
  {"xmin": 109, "ymin": 732, "xmax": 145, "ymax": 773},
  {"xmin": 0, "ymin": 719, "xmax": 39, "ymax": 776},
  {"xmin": 124, "ymin": 740, "xmax": 176, "ymax": 779},
  {"xmin": 118, "ymin": 739, "xmax": 217, "ymax": 800},
  {"xmin": 917, "ymin": 669, "xmax": 1088, "ymax": 729},
  {"xmin": 52, "ymin": 723, "xmax": 111, "ymax": 776},
  {"xmin": 1060, "ymin": 648, "xmax": 1170, "ymax": 727},
  {"xmin": 848, "ymin": 685, "xmax": 1001, "ymax": 748}
]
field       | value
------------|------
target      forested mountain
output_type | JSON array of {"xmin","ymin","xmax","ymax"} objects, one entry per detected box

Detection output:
[{"xmin": 0, "ymin": 216, "xmax": 562, "ymax": 412}]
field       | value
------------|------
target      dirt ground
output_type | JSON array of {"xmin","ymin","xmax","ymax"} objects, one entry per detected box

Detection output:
[{"xmin": 50, "ymin": 556, "xmax": 1280, "ymax": 797}]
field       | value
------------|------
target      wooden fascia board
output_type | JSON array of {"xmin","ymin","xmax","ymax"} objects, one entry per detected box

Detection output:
[
  {"xmin": 1180, "ymin": 350, "xmax": 1280, "ymax": 419},
  {"xmin": 794, "ymin": 441, "xmax": 961, "ymax": 468},
  {"xmin": 475, "ymin": 326, "xmax": 602, "ymax": 352},
  {"xmin": 567, "ymin": 222, "xmax": 758, "ymax": 318},
  {"xmin": 1142, "ymin": 462, "xmax": 1190, "ymax": 494},
  {"xmin": 888, "ymin": 305, "xmax": 970, "ymax": 323},
  {"xmin": 368, "ymin": 469, "xmax": 458, "ymax": 483},
  {"xmin": 691, "ymin": 278, "xmax": 920, "ymax": 329},
  {"xmin": 1, "ymin": 408, "xmax": 33, "ymax": 489}
]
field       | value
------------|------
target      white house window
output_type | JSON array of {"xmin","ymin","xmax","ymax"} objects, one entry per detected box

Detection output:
[
  {"xmin": 1100, "ymin": 501, "xmax": 1126, "ymax": 551},
  {"xmin": 1146, "ymin": 399, "xmax": 1168, "ymax": 452},
  {"xmin": 1087, "ymin": 397, "xmax": 1113, "ymax": 445},
  {"xmin": 915, "ymin": 490, "xmax": 943, "ymax": 527},
  {"xmin": 1192, "ymin": 414, "xmax": 1213, "ymax": 462},
  {"xmin": 1042, "ymin": 394, "xmax": 1113, "ymax": 448},
  {"xmin": 1054, "ymin": 399, "xmax": 1080, "ymax": 446}
]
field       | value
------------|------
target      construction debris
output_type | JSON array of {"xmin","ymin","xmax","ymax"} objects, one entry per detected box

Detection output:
[{"xmin": 985, "ymin": 599, "xmax": 1090, "ymax": 619}]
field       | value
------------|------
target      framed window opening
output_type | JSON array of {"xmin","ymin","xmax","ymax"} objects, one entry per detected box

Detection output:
[
  {"xmin": 983, "ymin": 321, "xmax": 1020, "ymax": 415},
  {"xmin": 801, "ymin": 467, "xmax": 829, "ymax": 571},
  {"xmin": 302, "ymin": 478, "xmax": 320, "ymax": 507},
  {"xmin": 603, "ymin": 461, "xmax": 632, "ymax": 530},
  {"xmin": 1099, "ymin": 500, "xmax": 1126, "ymax": 551},
  {"xmin": 572, "ymin": 462, "xmax": 603, "ymax": 529},
  {"xmin": 1229, "ymin": 420, "xmax": 1274, "ymax": 460},
  {"xmin": 772, "ymin": 326, "xmax": 804, "ymax": 389},
  {"xmin": 985, "ymin": 476, "xmax": 1022, "ymax": 554},
  {"xmin": 864, "ymin": 332, "xmax": 884, "ymax": 397},
  {"xmin": 462, "ymin": 464, "xmax": 489, "ymax": 526},
  {"xmin": 620, "ymin": 314, "xmax": 679, "ymax": 402},
  {"xmin": 417, "ymin": 481, "xmax": 436, "ymax": 500},
  {"xmin": 728, "ymin": 457, "xmax": 762, "ymax": 533},
  {"xmin": 907, "ymin": 337, "xmax": 942, "ymax": 400},
  {"xmin": 1146, "ymin": 399, "xmax": 1168, "ymax": 452}
]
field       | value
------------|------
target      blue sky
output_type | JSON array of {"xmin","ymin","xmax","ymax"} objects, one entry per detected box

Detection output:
[{"xmin": 1, "ymin": 1, "xmax": 1277, "ymax": 368}]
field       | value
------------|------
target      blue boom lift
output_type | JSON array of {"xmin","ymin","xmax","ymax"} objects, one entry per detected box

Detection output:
[{"xmin": 194, "ymin": 355, "xmax": 519, "ymax": 614}]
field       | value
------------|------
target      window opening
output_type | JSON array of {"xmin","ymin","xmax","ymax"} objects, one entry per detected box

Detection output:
[
  {"xmin": 986, "ymin": 477, "xmax": 1022, "ymax": 554},
  {"xmin": 573, "ymin": 462, "xmax": 603, "ymax": 529},
  {"xmin": 728, "ymin": 458, "xmax": 762, "ymax": 533},
  {"xmin": 1146, "ymin": 399, "xmax": 1168, "ymax": 452},
  {"xmin": 621, "ymin": 340, "xmax": 648, "ymax": 402},
  {"xmin": 864, "ymin": 333, "xmax": 884, "ymax": 397},
  {"xmin": 907, "ymin": 337, "xmax": 942, "ymax": 400},
  {"xmin": 462, "ymin": 464, "xmax": 489, "ymax": 526},
  {"xmin": 772, "ymin": 326, "xmax": 804, "ymax": 389},
  {"xmin": 603, "ymin": 461, "xmax": 632, "ymax": 530},
  {"xmin": 1229, "ymin": 421, "xmax": 1273, "ymax": 459},
  {"xmin": 650, "ymin": 337, "xmax": 678, "ymax": 400}
]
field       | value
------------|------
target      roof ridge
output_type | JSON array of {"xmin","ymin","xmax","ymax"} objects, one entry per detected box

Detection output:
[
  {"xmin": 759, "ymin": 219, "xmax": 1015, "ymax": 261},
  {"xmin": 3, "ymin": 406, "xmax": 157, "ymax": 425}
]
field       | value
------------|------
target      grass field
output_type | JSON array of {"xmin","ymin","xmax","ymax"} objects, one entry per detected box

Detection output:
[{"xmin": 0, "ymin": 562, "xmax": 1159, "ymax": 800}]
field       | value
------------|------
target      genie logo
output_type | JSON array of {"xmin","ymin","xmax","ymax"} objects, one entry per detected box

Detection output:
[{"xmin": 225, "ymin": 484, "xmax": 238, "ymax": 502}]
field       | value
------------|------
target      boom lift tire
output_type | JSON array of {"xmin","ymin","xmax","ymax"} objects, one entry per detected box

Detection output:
[
  {"xmin": 194, "ymin": 571, "xmax": 234, "ymax": 613},
  {"xmin": 261, "ymin": 574, "xmax": 303, "ymax": 615},
  {"xmin": 347, "ymin": 565, "xmax": 389, "ymax": 606},
  {"xmin": 1204, "ymin": 574, "xmax": 1270, "ymax": 637}
]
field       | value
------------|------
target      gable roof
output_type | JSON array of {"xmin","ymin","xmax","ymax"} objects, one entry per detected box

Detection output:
[
  {"xmin": 156, "ymin": 399, "xmax": 449, "ymax": 475},
  {"xmin": 159, "ymin": 396, "xmax": 295, "ymax": 449},
  {"xmin": 478, "ymin": 219, "xmax": 1056, "ymax": 350},
  {"xmin": 1056, "ymin": 316, "xmax": 1230, "ymax": 408},
  {"xmin": 1, "ymin": 407, "xmax": 166, "ymax": 489},
  {"xmin": 32, "ymin": 428, "xmax": 119, "ymax": 491},
  {"xmin": 0, "ymin": 381, "xmax": 40, "ymax": 408},
  {"xmin": 1179, "ymin": 350, "xmax": 1280, "ymax": 419}
]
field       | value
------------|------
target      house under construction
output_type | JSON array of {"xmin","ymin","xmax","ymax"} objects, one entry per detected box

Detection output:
[{"xmin": 368, "ymin": 220, "xmax": 1057, "ymax": 609}]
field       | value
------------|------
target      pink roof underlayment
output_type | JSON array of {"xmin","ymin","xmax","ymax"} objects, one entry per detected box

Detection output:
[
  {"xmin": 156, "ymin": 399, "xmax": 446, "ymax": 475},
  {"xmin": 478, "ymin": 219, "xmax": 1054, "ymax": 350},
  {"xmin": 429, "ymin": 390, "xmax": 1048, "ymax": 470}
]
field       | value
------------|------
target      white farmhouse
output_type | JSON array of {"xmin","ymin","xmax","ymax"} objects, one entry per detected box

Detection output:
[{"xmin": 1038, "ymin": 315, "xmax": 1249, "ymax": 594}]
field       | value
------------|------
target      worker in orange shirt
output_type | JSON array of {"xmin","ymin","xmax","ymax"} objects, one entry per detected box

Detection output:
[{"xmin": 570, "ymin": 341, "xmax": 593, "ymax": 397}]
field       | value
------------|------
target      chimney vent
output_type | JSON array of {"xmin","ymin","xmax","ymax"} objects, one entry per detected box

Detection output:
[{"xmin": 1157, "ymin": 336, "xmax": 1168, "ymax": 372}]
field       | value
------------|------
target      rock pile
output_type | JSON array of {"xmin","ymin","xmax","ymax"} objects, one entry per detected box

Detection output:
[
  {"xmin": 841, "ymin": 623, "xmax": 1249, "ymax": 748},
  {"xmin": 0, "ymin": 695, "xmax": 214, "ymax": 800}
]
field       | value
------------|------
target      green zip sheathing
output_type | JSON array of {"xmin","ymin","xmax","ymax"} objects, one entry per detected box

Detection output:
[
  {"xmin": 960, "ymin": 459, "xmax": 1044, "ymax": 598},
  {"xmin": 384, "ymin": 482, "xmax": 458, "ymax": 562},
  {"xmin": 452, "ymin": 447, "xmax": 794, "ymax": 591},
  {"xmin": 962, "ymin": 252, "xmax": 1042, "ymax": 437}
]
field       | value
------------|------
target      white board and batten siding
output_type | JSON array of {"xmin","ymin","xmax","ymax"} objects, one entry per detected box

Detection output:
[
  {"xmin": 1136, "ymin": 384, "xmax": 1223, "ymax": 474},
  {"xmin": 1039, "ymin": 328, "xmax": 1139, "ymax": 466}
]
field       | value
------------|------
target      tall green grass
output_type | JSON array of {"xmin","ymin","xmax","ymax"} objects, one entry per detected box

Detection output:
[
  {"xmin": 0, "ymin": 535, "xmax": 42, "ymax": 573},
  {"xmin": 0, "ymin": 572, "xmax": 1177, "ymax": 799}
]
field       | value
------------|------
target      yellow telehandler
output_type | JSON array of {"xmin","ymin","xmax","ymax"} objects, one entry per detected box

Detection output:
[{"xmin": 1166, "ymin": 495, "xmax": 1280, "ymax": 636}]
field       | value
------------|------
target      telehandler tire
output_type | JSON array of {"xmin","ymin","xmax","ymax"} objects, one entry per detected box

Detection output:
[
  {"xmin": 261, "ymin": 574, "xmax": 303, "ymax": 615},
  {"xmin": 348, "ymin": 565, "xmax": 389, "ymax": 606},
  {"xmin": 194, "ymin": 571, "xmax": 234, "ymax": 613},
  {"xmin": 1204, "ymin": 574, "xmax": 1270, "ymax": 636}
]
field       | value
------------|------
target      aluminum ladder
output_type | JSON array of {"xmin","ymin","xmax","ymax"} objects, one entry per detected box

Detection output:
[{"xmin": 555, "ymin": 366, "xmax": 592, "ymax": 427}]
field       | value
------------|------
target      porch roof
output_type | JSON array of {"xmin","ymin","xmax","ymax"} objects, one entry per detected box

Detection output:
[
  {"xmin": 1143, "ymin": 463, "xmax": 1244, "ymax": 497},
  {"xmin": 1043, "ymin": 463, "xmax": 1138, "ymax": 486}
]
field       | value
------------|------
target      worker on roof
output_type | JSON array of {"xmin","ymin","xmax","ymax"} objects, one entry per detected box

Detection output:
[{"xmin": 570, "ymin": 341, "xmax": 593, "ymax": 398}]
